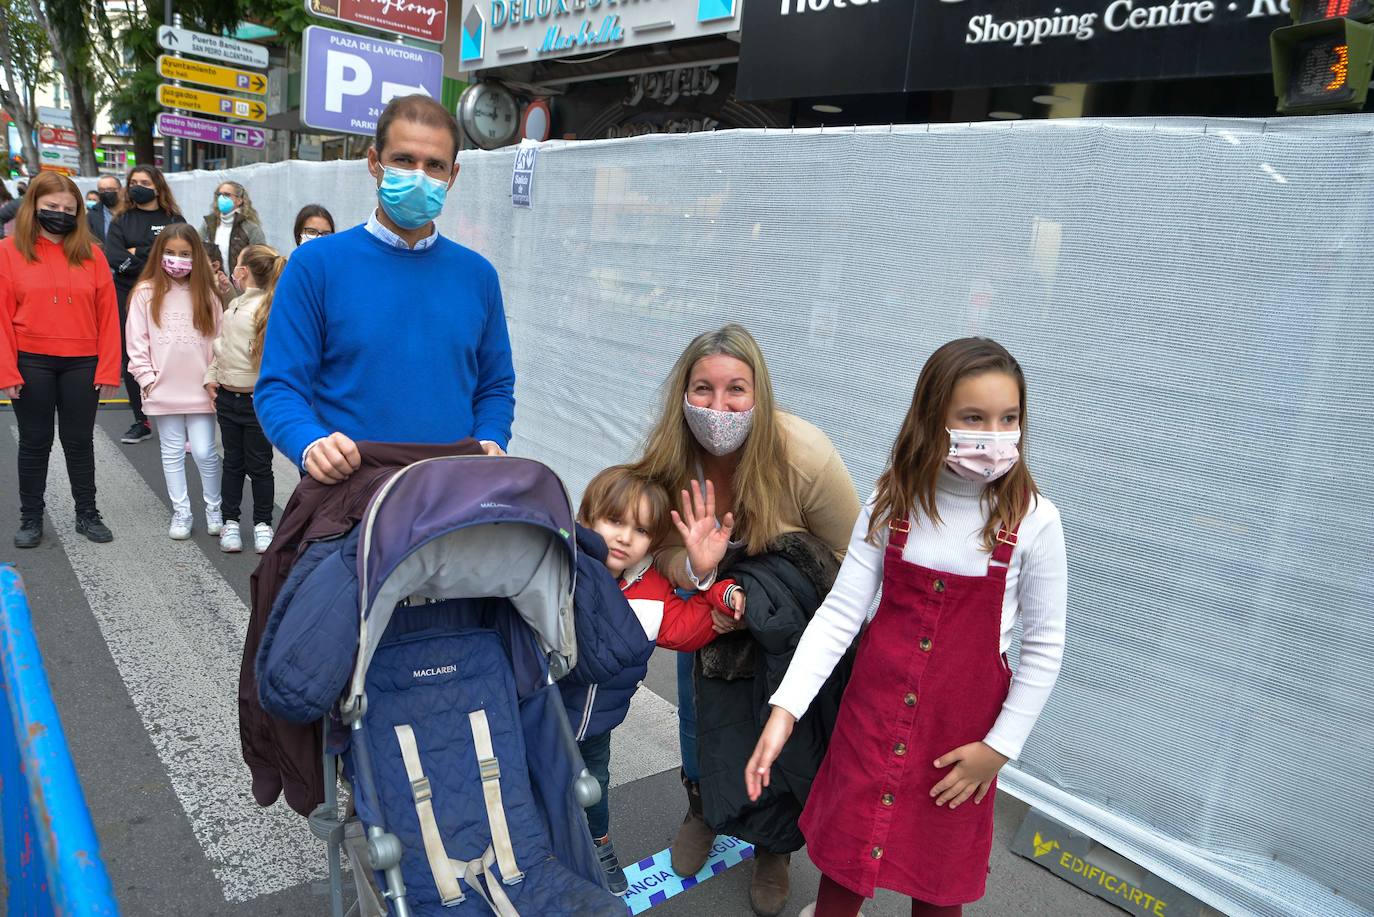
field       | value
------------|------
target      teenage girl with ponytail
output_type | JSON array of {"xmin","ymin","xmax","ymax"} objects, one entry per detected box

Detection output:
[
  {"xmin": 745, "ymin": 337, "xmax": 1068, "ymax": 917},
  {"xmin": 204, "ymin": 243, "xmax": 285, "ymax": 554}
]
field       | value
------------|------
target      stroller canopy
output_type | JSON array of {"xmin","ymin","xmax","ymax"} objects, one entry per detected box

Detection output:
[{"xmin": 344, "ymin": 455, "xmax": 577, "ymax": 713}]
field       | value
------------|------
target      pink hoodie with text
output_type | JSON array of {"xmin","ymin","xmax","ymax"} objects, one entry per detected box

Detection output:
[{"xmin": 124, "ymin": 279, "xmax": 220, "ymax": 416}]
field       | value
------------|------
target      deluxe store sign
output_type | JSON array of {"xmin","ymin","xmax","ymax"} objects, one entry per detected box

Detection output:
[
  {"xmin": 461, "ymin": 0, "xmax": 740, "ymax": 70},
  {"xmin": 738, "ymin": 0, "xmax": 1289, "ymax": 98}
]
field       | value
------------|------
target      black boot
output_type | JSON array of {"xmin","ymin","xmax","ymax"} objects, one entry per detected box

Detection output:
[
  {"xmin": 14, "ymin": 517, "xmax": 42, "ymax": 549},
  {"xmin": 75, "ymin": 512, "xmax": 114, "ymax": 543}
]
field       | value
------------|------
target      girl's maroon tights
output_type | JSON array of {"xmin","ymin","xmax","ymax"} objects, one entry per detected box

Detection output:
[{"xmin": 815, "ymin": 874, "xmax": 964, "ymax": 917}]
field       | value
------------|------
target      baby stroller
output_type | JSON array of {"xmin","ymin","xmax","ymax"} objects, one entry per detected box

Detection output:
[{"xmin": 256, "ymin": 455, "xmax": 625, "ymax": 916}]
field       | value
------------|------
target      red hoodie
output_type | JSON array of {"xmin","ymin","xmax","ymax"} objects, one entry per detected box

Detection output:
[
  {"xmin": 0, "ymin": 236, "xmax": 121, "ymax": 389},
  {"xmin": 620, "ymin": 558, "xmax": 740, "ymax": 653}
]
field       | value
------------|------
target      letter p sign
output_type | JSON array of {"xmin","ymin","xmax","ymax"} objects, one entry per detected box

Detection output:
[{"xmin": 325, "ymin": 50, "xmax": 372, "ymax": 113}]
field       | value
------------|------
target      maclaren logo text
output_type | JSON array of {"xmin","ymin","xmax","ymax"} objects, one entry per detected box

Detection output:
[{"xmin": 413, "ymin": 664, "xmax": 458, "ymax": 678}]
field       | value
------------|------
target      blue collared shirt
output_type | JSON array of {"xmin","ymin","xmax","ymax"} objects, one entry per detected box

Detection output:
[{"xmin": 364, "ymin": 209, "xmax": 439, "ymax": 251}]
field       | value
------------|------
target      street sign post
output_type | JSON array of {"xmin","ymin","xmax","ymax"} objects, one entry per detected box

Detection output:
[
  {"xmin": 156, "ymin": 113, "xmax": 266, "ymax": 150},
  {"xmin": 157, "ymin": 84, "xmax": 267, "ymax": 122},
  {"xmin": 157, "ymin": 25, "xmax": 269, "ymax": 69},
  {"xmin": 301, "ymin": 25, "xmax": 443, "ymax": 136},
  {"xmin": 304, "ymin": 0, "xmax": 448, "ymax": 44},
  {"xmin": 157, "ymin": 55, "xmax": 267, "ymax": 96}
]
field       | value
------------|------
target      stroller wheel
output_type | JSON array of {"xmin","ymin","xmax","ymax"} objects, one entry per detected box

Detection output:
[{"xmin": 368, "ymin": 832, "xmax": 404, "ymax": 870}]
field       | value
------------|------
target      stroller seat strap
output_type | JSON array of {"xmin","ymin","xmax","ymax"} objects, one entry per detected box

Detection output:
[
  {"xmin": 394, "ymin": 723, "xmax": 467, "ymax": 907},
  {"xmin": 469, "ymin": 709, "xmax": 526, "ymax": 886}
]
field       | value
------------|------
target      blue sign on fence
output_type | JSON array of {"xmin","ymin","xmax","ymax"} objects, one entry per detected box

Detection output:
[{"xmin": 301, "ymin": 25, "xmax": 444, "ymax": 137}]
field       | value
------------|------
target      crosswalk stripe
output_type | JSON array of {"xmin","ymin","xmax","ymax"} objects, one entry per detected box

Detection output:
[{"xmin": 13, "ymin": 423, "xmax": 322, "ymax": 903}]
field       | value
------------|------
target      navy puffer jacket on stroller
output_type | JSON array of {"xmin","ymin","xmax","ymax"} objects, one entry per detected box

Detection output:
[{"xmin": 557, "ymin": 525, "xmax": 655, "ymax": 741}]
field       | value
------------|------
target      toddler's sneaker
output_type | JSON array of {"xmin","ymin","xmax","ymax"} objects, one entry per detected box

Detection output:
[
  {"xmin": 220, "ymin": 521, "xmax": 242, "ymax": 553},
  {"xmin": 206, "ymin": 508, "xmax": 224, "ymax": 536},
  {"xmin": 253, "ymin": 523, "xmax": 274, "ymax": 554},
  {"xmin": 169, "ymin": 511, "xmax": 193, "ymax": 540},
  {"xmin": 595, "ymin": 835, "xmax": 628, "ymax": 895}
]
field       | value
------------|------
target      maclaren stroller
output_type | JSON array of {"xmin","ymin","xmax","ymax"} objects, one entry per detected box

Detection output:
[{"xmin": 256, "ymin": 455, "xmax": 625, "ymax": 916}]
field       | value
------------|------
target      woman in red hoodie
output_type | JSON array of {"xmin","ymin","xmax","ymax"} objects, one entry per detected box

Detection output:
[{"xmin": 1, "ymin": 172, "xmax": 121, "ymax": 549}]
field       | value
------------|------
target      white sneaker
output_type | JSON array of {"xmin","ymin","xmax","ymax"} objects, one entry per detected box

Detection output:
[
  {"xmin": 169, "ymin": 511, "xmax": 193, "ymax": 540},
  {"xmin": 206, "ymin": 508, "xmax": 224, "ymax": 536},
  {"xmin": 253, "ymin": 523, "xmax": 274, "ymax": 554},
  {"xmin": 220, "ymin": 521, "xmax": 242, "ymax": 553}
]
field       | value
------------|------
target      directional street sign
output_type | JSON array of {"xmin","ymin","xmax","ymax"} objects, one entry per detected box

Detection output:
[
  {"xmin": 158, "ymin": 55, "xmax": 267, "ymax": 96},
  {"xmin": 301, "ymin": 25, "xmax": 443, "ymax": 136},
  {"xmin": 157, "ymin": 25, "xmax": 269, "ymax": 69},
  {"xmin": 158, "ymin": 84, "xmax": 267, "ymax": 122},
  {"xmin": 156, "ymin": 113, "xmax": 266, "ymax": 150}
]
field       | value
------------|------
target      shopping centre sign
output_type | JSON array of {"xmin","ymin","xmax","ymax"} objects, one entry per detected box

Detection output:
[
  {"xmin": 460, "ymin": 0, "xmax": 740, "ymax": 70},
  {"xmin": 738, "ymin": 0, "xmax": 1290, "ymax": 98}
]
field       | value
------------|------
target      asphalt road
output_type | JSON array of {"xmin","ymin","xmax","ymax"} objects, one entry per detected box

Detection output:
[{"xmin": 0, "ymin": 406, "xmax": 1119, "ymax": 917}]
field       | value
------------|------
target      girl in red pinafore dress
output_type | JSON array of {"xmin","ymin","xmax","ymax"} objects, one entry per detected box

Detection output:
[{"xmin": 745, "ymin": 338, "xmax": 1068, "ymax": 917}]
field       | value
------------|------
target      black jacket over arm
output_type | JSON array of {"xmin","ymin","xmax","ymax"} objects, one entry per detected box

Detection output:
[{"xmin": 694, "ymin": 532, "xmax": 857, "ymax": 854}]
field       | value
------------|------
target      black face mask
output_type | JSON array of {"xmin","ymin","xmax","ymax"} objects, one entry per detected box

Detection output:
[
  {"xmin": 128, "ymin": 185, "xmax": 157, "ymax": 205},
  {"xmin": 98, "ymin": 190, "xmax": 120, "ymax": 209},
  {"xmin": 37, "ymin": 209, "xmax": 77, "ymax": 236}
]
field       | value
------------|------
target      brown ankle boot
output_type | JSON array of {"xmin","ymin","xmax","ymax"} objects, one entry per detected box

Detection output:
[
  {"xmin": 749, "ymin": 848, "xmax": 791, "ymax": 917},
  {"xmin": 669, "ymin": 770, "xmax": 716, "ymax": 877}
]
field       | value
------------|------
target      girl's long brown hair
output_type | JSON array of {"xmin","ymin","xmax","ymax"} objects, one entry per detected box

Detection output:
[
  {"xmin": 867, "ymin": 338, "xmax": 1040, "ymax": 551},
  {"xmin": 11, "ymin": 172, "xmax": 98, "ymax": 267},
  {"xmin": 631, "ymin": 324, "xmax": 791, "ymax": 555},
  {"xmin": 134, "ymin": 224, "xmax": 219, "ymax": 337},
  {"xmin": 237, "ymin": 244, "xmax": 287, "ymax": 365}
]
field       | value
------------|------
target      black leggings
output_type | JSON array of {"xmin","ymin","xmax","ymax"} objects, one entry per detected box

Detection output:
[
  {"xmin": 117, "ymin": 289, "xmax": 145, "ymax": 423},
  {"xmin": 13, "ymin": 352, "xmax": 100, "ymax": 520},
  {"xmin": 216, "ymin": 389, "xmax": 274, "ymax": 525}
]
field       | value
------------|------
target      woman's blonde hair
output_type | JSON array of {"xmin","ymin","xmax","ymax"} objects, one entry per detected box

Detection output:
[
  {"xmin": 208, "ymin": 180, "xmax": 262, "ymax": 226},
  {"xmin": 632, "ymin": 324, "xmax": 791, "ymax": 555},
  {"xmin": 237, "ymin": 244, "xmax": 287, "ymax": 366}
]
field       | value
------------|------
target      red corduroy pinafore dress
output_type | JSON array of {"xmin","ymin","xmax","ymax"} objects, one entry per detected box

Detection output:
[{"xmin": 799, "ymin": 514, "xmax": 1020, "ymax": 905}]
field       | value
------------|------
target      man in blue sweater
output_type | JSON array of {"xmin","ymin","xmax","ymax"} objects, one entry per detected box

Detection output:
[{"xmin": 255, "ymin": 96, "xmax": 514, "ymax": 483}]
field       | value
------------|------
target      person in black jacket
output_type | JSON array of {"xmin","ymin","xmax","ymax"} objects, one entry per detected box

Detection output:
[
  {"xmin": 86, "ymin": 175, "xmax": 122, "ymax": 244},
  {"xmin": 103, "ymin": 165, "xmax": 185, "ymax": 444}
]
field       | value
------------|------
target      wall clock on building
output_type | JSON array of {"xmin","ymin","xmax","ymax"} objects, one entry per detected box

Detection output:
[{"xmin": 459, "ymin": 82, "xmax": 521, "ymax": 150}]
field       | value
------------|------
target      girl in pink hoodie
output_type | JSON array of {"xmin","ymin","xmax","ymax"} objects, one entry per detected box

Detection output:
[{"xmin": 125, "ymin": 224, "xmax": 223, "ymax": 540}]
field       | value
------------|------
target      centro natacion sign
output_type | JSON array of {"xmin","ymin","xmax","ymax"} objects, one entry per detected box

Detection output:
[
  {"xmin": 738, "ymin": 0, "xmax": 1290, "ymax": 99},
  {"xmin": 460, "ymin": 0, "xmax": 740, "ymax": 70}
]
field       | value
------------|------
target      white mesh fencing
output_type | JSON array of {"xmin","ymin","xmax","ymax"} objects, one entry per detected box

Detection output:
[{"xmin": 106, "ymin": 117, "xmax": 1374, "ymax": 917}]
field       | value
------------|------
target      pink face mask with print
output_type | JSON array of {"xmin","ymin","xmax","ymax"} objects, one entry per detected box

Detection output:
[
  {"xmin": 945, "ymin": 428, "xmax": 1021, "ymax": 482},
  {"xmin": 162, "ymin": 255, "xmax": 193, "ymax": 278}
]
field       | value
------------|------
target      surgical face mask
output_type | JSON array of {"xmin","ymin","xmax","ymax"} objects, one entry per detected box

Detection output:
[
  {"xmin": 98, "ymin": 190, "xmax": 120, "ymax": 209},
  {"xmin": 217, "ymin": 193, "xmax": 236, "ymax": 215},
  {"xmin": 162, "ymin": 254, "xmax": 193, "ymax": 278},
  {"xmin": 377, "ymin": 165, "xmax": 448, "ymax": 230},
  {"xmin": 945, "ymin": 428, "xmax": 1021, "ymax": 483},
  {"xmin": 37, "ymin": 209, "xmax": 77, "ymax": 235},
  {"xmin": 129, "ymin": 184, "xmax": 157, "ymax": 205},
  {"xmin": 683, "ymin": 395, "xmax": 754, "ymax": 457},
  {"xmin": 86, "ymin": 198, "xmax": 99, "ymax": 211}
]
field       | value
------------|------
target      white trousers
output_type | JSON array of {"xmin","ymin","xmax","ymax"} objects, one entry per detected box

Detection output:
[{"xmin": 154, "ymin": 414, "xmax": 222, "ymax": 516}]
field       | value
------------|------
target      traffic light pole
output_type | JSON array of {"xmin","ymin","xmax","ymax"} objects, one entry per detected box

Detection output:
[{"xmin": 163, "ymin": 0, "xmax": 174, "ymax": 171}]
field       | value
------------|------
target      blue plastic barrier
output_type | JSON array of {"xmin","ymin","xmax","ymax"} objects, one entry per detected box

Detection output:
[{"xmin": 0, "ymin": 564, "xmax": 119, "ymax": 915}]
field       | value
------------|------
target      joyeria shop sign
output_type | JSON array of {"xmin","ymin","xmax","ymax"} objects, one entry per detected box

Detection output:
[{"xmin": 461, "ymin": 0, "xmax": 741, "ymax": 69}]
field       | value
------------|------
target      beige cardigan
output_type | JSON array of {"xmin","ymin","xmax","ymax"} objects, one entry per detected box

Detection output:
[
  {"xmin": 656, "ymin": 411, "xmax": 861, "ymax": 588},
  {"xmin": 205, "ymin": 288, "xmax": 265, "ymax": 391}
]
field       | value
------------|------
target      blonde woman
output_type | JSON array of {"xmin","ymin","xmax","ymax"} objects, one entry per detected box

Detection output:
[
  {"xmin": 633, "ymin": 323, "xmax": 860, "ymax": 917},
  {"xmin": 201, "ymin": 180, "xmax": 266, "ymax": 280}
]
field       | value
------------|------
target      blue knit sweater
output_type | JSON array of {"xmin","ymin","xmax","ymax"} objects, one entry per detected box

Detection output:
[{"xmin": 255, "ymin": 225, "xmax": 515, "ymax": 465}]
